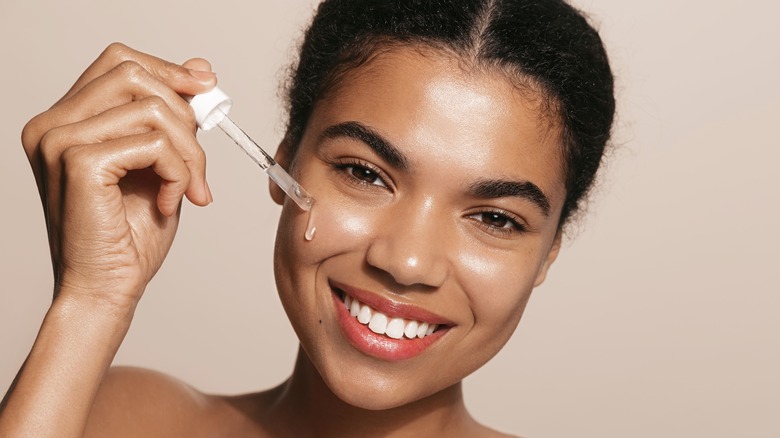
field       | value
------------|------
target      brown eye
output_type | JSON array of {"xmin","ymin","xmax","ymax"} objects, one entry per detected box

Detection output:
[
  {"xmin": 350, "ymin": 166, "xmax": 378, "ymax": 183},
  {"xmin": 343, "ymin": 164, "xmax": 387, "ymax": 187},
  {"xmin": 467, "ymin": 211, "xmax": 526, "ymax": 236},
  {"xmin": 481, "ymin": 212, "xmax": 509, "ymax": 228}
]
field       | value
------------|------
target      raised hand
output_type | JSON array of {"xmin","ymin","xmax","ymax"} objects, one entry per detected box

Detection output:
[
  {"xmin": 1, "ymin": 43, "xmax": 217, "ymax": 438},
  {"xmin": 21, "ymin": 43, "xmax": 215, "ymax": 306}
]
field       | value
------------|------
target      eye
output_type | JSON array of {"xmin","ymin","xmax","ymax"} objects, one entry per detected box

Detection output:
[
  {"xmin": 468, "ymin": 210, "xmax": 526, "ymax": 236},
  {"xmin": 337, "ymin": 161, "xmax": 388, "ymax": 188},
  {"xmin": 479, "ymin": 212, "xmax": 511, "ymax": 228}
]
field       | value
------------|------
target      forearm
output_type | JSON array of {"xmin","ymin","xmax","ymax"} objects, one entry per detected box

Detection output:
[{"xmin": 0, "ymin": 292, "xmax": 136, "ymax": 438}]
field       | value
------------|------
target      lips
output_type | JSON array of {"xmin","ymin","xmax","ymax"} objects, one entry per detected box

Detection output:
[
  {"xmin": 329, "ymin": 281, "xmax": 452, "ymax": 361},
  {"xmin": 344, "ymin": 294, "xmax": 439, "ymax": 339}
]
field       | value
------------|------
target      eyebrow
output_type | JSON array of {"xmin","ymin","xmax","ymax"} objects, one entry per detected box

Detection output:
[
  {"xmin": 321, "ymin": 121, "xmax": 551, "ymax": 216},
  {"xmin": 320, "ymin": 121, "xmax": 409, "ymax": 170},
  {"xmin": 469, "ymin": 179, "xmax": 552, "ymax": 217}
]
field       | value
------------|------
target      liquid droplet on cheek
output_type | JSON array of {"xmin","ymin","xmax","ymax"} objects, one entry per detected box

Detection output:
[{"xmin": 304, "ymin": 204, "xmax": 317, "ymax": 241}]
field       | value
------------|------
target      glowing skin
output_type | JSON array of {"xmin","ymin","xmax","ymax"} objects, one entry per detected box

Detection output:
[{"xmin": 270, "ymin": 47, "xmax": 565, "ymax": 422}]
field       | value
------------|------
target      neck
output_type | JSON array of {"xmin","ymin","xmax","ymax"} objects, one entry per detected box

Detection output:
[{"xmin": 264, "ymin": 346, "xmax": 475, "ymax": 437}]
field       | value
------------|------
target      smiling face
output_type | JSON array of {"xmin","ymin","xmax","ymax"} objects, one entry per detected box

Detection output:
[{"xmin": 271, "ymin": 47, "xmax": 566, "ymax": 409}]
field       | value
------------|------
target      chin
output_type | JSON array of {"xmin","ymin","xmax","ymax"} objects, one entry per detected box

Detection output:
[{"xmin": 312, "ymin": 351, "xmax": 455, "ymax": 411}]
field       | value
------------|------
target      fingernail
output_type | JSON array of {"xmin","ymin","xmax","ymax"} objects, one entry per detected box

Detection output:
[
  {"xmin": 188, "ymin": 69, "xmax": 216, "ymax": 83},
  {"xmin": 205, "ymin": 179, "xmax": 214, "ymax": 204}
]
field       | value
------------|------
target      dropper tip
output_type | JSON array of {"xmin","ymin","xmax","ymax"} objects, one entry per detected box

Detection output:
[{"xmin": 292, "ymin": 184, "xmax": 315, "ymax": 211}]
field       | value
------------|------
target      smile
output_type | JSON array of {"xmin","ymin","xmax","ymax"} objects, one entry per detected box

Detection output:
[
  {"xmin": 343, "ymin": 294, "xmax": 438, "ymax": 340},
  {"xmin": 329, "ymin": 281, "xmax": 452, "ymax": 361}
]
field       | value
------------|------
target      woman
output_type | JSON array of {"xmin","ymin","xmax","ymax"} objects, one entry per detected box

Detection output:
[{"xmin": 0, "ymin": 0, "xmax": 614, "ymax": 436}]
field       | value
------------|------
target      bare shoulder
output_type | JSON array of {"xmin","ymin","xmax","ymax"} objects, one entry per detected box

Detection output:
[
  {"xmin": 471, "ymin": 421, "xmax": 523, "ymax": 438},
  {"xmin": 84, "ymin": 366, "xmax": 252, "ymax": 437},
  {"xmin": 489, "ymin": 430, "xmax": 523, "ymax": 438},
  {"xmin": 480, "ymin": 429, "xmax": 523, "ymax": 438}
]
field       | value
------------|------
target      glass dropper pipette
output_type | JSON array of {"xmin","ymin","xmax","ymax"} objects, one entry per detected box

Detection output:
[{"xmin": 189, "ymin": 87, "xmax": 313, "ymax": 211}]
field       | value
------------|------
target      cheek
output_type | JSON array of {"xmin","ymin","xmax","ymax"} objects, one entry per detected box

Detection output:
[
  {"xmin": 455, "ymin": 247, "xmax": 538, "ymax": 336},
  {"xmin": 276, "ymin": 193, "xmax": 378, "ymax": 273},
  {"xmin": 312, "ymin": 199, "xmax": 374, "ymax": 243},
  {"xmin": 274, "ymin": 191, "xmax": 382, "ymax": 348}
]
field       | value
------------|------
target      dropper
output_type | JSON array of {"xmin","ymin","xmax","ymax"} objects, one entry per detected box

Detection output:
[{"xmin": 189, "ymin": 87, "xmax": 314, "ymax": 211}]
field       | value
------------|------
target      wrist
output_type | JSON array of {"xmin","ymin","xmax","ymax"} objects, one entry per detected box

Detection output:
[
  {"xmin": 54, "ymin": 275, "xmax": 145, "ymax": 314},
  {"xmin": 52, "ymin": 284, "xmax": 140, "ymax": 327}
]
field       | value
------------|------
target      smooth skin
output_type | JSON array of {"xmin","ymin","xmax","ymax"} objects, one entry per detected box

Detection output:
[{"xmin": 0, "ymin": 43, "xmax": 564, "ymax": 437}]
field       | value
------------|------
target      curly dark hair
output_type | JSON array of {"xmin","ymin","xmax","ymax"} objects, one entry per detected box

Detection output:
[{"xmin": 283, "ymin": 0, "xmax": 615, "ymax": 227}]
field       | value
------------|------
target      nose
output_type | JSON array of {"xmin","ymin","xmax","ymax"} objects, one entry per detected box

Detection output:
[{"xmin": 365, "ymin": 196, "xmax": 449, "ymax": 288}]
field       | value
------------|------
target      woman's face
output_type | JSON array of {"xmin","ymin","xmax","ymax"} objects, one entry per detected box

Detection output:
[{"xmin": 272, "ymin": 48, "xmax": 566, "ymax": 409}]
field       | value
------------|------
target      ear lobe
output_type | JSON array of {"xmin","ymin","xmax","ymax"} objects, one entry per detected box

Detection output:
[
  {"xmin": 533, "ymin": 231, "xmax": 562, "ymax": 288},
  {"xmin": 269, "ymin": 139, "xmax": 292, "ymax": 205}
]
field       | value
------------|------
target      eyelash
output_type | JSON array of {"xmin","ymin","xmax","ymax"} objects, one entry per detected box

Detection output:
[
  {"xmin": 468, "ymin": 209, "xmax": 527, "ymax": 236},
  {"xmin": 333, "ymin": 159, "xmax": 390, "ymax": 189}
]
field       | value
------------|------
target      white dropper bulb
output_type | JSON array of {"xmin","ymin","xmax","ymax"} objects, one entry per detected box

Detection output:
[{"xmin": 190, "ymin": 86, "xmax": 232, "ymax": 131}]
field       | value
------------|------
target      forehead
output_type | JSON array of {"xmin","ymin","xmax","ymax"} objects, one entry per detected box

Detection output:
[{"xmin": 309, "ymin": 47, "xmax": 567, "ymax": 205}]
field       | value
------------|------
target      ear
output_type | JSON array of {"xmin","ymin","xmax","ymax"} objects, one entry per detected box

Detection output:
[
  {"xmin": 533, "ymin": 231, "xmax": 562, "ymax": 288},
  {"xmin": 269, "ymin": 138, "xmax": 293, "ymax": 206}
]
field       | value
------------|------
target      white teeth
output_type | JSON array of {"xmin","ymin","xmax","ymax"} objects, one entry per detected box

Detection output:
[
  {"xmin": 350, "ymin": 298, "xmax": 361, "ymax": 317},
  {"xmin": 357, "ymin": 305, "xmax": 372, "ymax": 324},
  {"xmin": 404, "ymin": 320, "xmax": 419, "ymax": 339},
  {"xmin": 386, "ymin": 318, "xmax": 405, "ymax": 339},
  {"xmin": 416, "ymin": 322, "xmax": 429, "ymax": 339},
  {"xmin": 368, "ymin": 313, "xmax": 388, "ymax": 334},
  {"xmin": 342, "ymin": 294, "xmax": 441, "ymax": 340}
]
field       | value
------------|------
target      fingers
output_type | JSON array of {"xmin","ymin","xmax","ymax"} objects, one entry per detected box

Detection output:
[
  {"xmin": 20, "ymin": 43, "xmax": 216, "ymax": 261},
  {"xmin": 23, "ymin": 44, "xmax": 215, "ymax": 163},
  {"xmin": 61, "ymin": 43, "xmax": 216, "ymax": 103},
  {"xmin": 21, "ymin": 45, "xmax": 217, "ymax": 214},
  {"xmin": 182, "ymin": 57, "xmax": 213, "ymax": 73},
  {"xmin": 41, "ymin": 129, "xmax": 193, "ymax": 266},
  {"xmin": 19, "ymin": 43, "xmax": 219, "ymax": 300},
  {"xmin": 61, "ymin": 131, "xmax": 193, "ymax": 218},
  {"xmin": 22, "ymin": 57, "xmax": 195, "ymax": 185},
  {"xmin": 34, "ymin": 59, "xmax": 200, "ymax": 142},
  {"xmin": 39, "ymin": 96, "xmax": 210, "ymax": 207}
]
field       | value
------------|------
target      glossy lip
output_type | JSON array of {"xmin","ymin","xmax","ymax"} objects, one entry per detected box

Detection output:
[
  {"xmin": 329, "ymin": 280, "xmax": 455, "ymax": 326},
  {"xmin": 328, "ymin": 281, "xmax": 454, "ymax": 362}
]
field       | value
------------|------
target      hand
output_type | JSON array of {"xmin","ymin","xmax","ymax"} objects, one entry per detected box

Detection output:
[{"xmin": 21, "ymin": 43, "xmax": 217, "ymax": 308}]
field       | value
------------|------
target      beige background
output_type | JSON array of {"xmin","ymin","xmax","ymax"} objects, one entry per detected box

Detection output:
[{"xmin": 1, "ymin": 0, "xmax": 778, "ymax": 436}]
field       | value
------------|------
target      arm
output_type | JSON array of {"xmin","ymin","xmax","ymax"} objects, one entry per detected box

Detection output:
[
  {"xmin": 0, "ymin": 294, "xmax": 134, "ymax": 437},
  {"xmin": 0, "ymin": 43, "xmax": 216, "ymax": 437}
]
